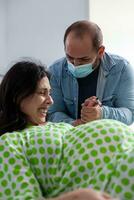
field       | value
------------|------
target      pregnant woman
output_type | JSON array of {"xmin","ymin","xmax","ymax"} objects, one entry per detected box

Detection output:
[{"xmin": 0, "ymin": 60, "xmax": 133, "ymax": 200}]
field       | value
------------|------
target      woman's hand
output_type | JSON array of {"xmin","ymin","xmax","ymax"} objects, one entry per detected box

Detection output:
[{"xmin": 49, "ymin": 188, "xmax": 119, "ymax": 200}]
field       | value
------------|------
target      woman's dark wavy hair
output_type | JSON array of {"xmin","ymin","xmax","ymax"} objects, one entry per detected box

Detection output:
[{"xmin": 0, "ymin": 59, "xmax": 50, "ymax": 135}]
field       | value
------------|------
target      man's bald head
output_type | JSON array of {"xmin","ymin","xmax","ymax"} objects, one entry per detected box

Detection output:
[{"xmin": 64, "ymin": 20, "xmax": 103, "ymax": 52}]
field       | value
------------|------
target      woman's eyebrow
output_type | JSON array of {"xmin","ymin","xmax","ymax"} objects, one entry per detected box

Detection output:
[{"xmin": 38, "ymin": 87, "xmax": 51, "ymax": 92}]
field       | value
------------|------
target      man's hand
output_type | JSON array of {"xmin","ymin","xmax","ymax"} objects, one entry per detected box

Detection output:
[
  {"xmin": 81, "ymin": 105, "xmax": 102, "ymax": 123},
  {"xmin": 81, "ymin": 96, "xmax": 102, "ymax": 123},
  {"xmin": 84, "ymin": 96, "xmax": 102, "ymax": 107}
]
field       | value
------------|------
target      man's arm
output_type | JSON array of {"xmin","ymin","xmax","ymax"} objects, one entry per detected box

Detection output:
[
  {"xmin": 81, "ymin": 63, "xmax": 134, "ymax": 125},
  {"xmin": 47, "ymin": 66, "xmax": 74, "ymax": 124},
  {"xmin": 101, "ymin": 63, "xmax": 134, "ymax": 125}
]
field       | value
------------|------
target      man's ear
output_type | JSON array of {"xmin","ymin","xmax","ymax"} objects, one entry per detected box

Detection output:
[{"xmin": 98, "ymin": 46, "xmax": 105, "ymax": 58}]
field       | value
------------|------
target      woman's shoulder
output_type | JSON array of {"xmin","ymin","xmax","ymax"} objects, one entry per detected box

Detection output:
[
  {"xmin": 37, "ymin": 122, "xmax": 73, "ymax": 134},
  {"xmin": 0, "ymin": 122, "xmax": 73, "ymax": 144}
]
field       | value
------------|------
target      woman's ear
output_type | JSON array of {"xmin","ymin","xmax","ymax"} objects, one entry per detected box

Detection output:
[{"xmin": 98, "ymin": 46, "xmax": 105, "ymax": 58}]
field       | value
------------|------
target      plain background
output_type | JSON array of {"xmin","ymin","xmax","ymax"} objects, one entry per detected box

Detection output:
[{"xmin": 0, "ymin": 0, "xmax": 89, "ymax": 74}]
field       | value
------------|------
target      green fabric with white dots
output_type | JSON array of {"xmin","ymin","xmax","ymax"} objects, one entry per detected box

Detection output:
[{"xmin": 0, "ymin": 119, "xmax": 134, "ymax": 200}]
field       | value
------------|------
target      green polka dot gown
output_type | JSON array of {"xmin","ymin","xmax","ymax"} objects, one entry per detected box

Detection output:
[{"xmin": 0, "ymin": 119, "xmax": 134, "ymax": 199}]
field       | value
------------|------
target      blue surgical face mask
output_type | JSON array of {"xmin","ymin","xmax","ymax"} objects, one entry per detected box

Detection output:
[{"xmin": 67, "ymin": 61, "xmax": 94, "ymax": 78}]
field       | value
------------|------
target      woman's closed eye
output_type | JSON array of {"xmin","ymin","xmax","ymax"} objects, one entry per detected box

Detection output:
[{"xmin": 36, "ymin": 89, "xmax": 51, "ymax": 96}]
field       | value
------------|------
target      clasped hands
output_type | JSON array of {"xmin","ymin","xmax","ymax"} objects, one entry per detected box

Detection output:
[{"xmin": 73, "ymin": 96, "xmax": 102, "ymax": 126}]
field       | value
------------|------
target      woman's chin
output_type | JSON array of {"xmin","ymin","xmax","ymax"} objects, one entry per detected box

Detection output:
[
  {"xmin": 38, "ymin": 117, "xmax": 46, "ymax": 125},
  {"xmin": 28, "ymin": 116, "xmax": 47, "ymax": 126}
]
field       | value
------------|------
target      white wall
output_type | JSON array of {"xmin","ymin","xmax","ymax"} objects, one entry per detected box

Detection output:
[
  {"xmin": 0, "ymin": 0, "xmax": 89, "ymax": 74},
  {"xmin": 0, "ymin": 0, "xmax": 7, "ymax": 74},
  {"xmin": 90, "ymin": 0, "xmax": 134, "ymax": 67}
]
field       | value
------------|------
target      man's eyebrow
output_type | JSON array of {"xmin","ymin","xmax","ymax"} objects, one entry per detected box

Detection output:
[
  {"xmin": 80, "ymin": 56, "xmax": 91, "ymax": 59},
  {"xmin": 66, "ymin": 53, "xmax": 73, "ymax": 59},
  {"xmin": 66, "ymin": 53, "xmax": 91, "ymax": 59}
]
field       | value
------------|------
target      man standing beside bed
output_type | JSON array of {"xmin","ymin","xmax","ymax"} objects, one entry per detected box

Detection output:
[
  {"xmin": 0, "ymin": 60, "xmax": 134, "ymax": 200},
  {"xmin": 48, "ymin": 20, "xmax": 134, "ymax": 126}
]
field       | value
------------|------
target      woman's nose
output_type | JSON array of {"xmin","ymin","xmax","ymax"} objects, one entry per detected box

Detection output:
[{"xmin": 46, "ymin": 95, "xmax": 54, "ymax": 105}]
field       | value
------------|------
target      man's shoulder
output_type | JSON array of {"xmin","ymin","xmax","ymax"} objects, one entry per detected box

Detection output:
[
  {"xmin": 105, "ymin": 52, "xmax": 130, "ymax": 65},
  {"xmin": 102, "ymin": 52, "xmax": 132, "ymax": 72},
  {"xmin": 48, "ymin": 57, "xmax": 68, "ymax": 78},
  {"xmin": 49, "ymin": 57, "xmax": 66, "ymax": 70}
]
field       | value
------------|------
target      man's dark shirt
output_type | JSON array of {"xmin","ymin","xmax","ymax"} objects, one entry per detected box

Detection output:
[{"xmin": 77, "ymin": 67, "xmax": 99, "ymax": 118}]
